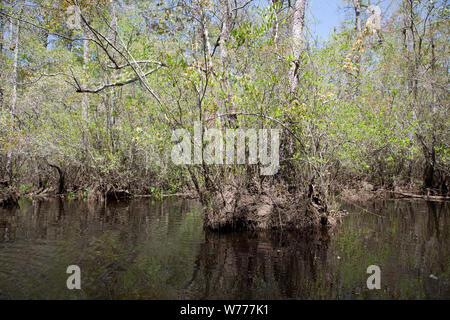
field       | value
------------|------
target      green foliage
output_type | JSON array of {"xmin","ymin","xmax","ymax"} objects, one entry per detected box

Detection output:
[{"xmin": 0, "ymin": 0, "xmax": 447, "ymax": 195}]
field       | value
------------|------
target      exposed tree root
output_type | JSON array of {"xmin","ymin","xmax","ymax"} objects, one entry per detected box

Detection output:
[
  {"xmin": 204, "ymin": 180, "xmax": 344, "ymax": 231},
  {"xmin": 0, "ymin": 186, "xmax": 19, "ymax": 207}
]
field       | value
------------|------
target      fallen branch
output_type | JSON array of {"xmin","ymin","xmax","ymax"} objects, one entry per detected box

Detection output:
[
  {"xmin": 390, "ymin": 191, "xmax": 450, "ymax": 201},
  {"xmin": 341, "ymin": 199, "xmax": 384, "ymax": 218}
]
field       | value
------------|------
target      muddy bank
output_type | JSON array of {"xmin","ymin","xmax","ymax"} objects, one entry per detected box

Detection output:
[
  {"xmin": 14, "ymin": 181, "xmax": 189, "ymax": 202},
  {"xmin": 204, "ymin": 181, "xmax": 345, "ymax": 231},
  {"xmin": 337, "ymin": 180, "xmax": 450, "ymax": 203},
  {"xmin": 11, "ymin": 177, "xmax": 448, "ymax": 233}
]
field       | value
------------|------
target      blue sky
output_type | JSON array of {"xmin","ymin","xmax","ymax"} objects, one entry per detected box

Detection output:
[
  {"xmin": 309, "ymin": 0, "xmax": 347, "ymax": 41},
  {"xmin": 309, "ymin": 0, "xmax": 398, "ymax": 42},
  {"xmin": 252, "ymin": 0, "xmax": 352, "ymax": 42}
]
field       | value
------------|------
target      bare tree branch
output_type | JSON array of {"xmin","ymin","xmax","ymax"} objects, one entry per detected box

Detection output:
[{"xmin": 75, "ymin": 66, "xmax": 163, "ymax": 94}]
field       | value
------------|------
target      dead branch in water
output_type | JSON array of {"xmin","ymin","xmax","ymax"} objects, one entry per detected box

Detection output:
[{"xmin": 389, "ymin": 191, "xmax": 450, "ymax": 201}]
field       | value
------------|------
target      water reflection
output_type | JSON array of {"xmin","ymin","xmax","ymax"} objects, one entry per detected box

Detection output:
[
  {"xmin": 183, "ymin": 230, "xmax": 333, "ymax": 299},
  {"xmin": 0, "ymin": 198, "xmax": 448, "ymax": 299}
]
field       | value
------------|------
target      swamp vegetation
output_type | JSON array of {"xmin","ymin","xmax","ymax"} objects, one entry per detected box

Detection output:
[{"xmin": 0, "ymin": 0, "xmax": 448, "ymax": 231}]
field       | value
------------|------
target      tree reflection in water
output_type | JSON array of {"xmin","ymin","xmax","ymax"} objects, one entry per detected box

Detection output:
[{"xmin": 0, "ymin": 198, "xmax": 448, "ymax": 299}]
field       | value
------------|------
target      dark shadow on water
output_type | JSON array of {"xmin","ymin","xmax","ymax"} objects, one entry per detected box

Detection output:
[{"xmin": 183, "ymin": 229, "xmax": 332, "ymax": 299}]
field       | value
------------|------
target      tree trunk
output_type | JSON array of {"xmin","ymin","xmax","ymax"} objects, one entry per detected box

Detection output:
[
  {"xmin": 201, "ymin": 9, "xmax": 212, "ymax": 71},
  {"xmin": 5, "ymin": 15, "xmax": 20, "ymax": 182},
  {"xmin": 271, "ymin": 0, "xmax": 279, "ymax": 46},
  {"xmin": 352, "ymin": 0, "xmax": 362, "ymax": 33},
  {"xmin": 49, "ymin": 164, "xmax": 66, "ymax": 194},
  {"xmin": 82, "ymin": 26, "xmax": 89, "ymax": 123},
  {"xmin": 108, "ymin": 1, "xmax": 119, "ymax": 150},
  {"xmin": 8, "ymin": 17, "xmax": 13, "ymax": 50},
  {"xmin": 423, "ymin": 142, "xmax": 435, "ymax": 190},
  {"xmin": 0, "ymin": 15, "xmax": 3, "ymax": 53},
  {"xmin": 219, "ymin": 0, "xmax": 235, "ymax": 125},
  {"xmin": 352, "ymin": 0, "xmax": 362, "ymax": 85},
  {"xmin": 288, "ymin": 0, "xmax": 306, "ymax": 93},
  {"xmin": 81, "ymin": 22, "xmax": 90, "ymax": 152},
  {"xmin": 424, "ymin": 33, "xmax": 437, "ymax": 191}
]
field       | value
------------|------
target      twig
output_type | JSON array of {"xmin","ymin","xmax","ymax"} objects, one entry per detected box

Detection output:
[{"xmin": 342, "ymin": 199, "xmax": 384, "ymax": 218}]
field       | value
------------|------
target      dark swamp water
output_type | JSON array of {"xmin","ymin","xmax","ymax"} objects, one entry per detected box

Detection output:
[{"xmin": 0, "ymin": 198, "xmax": 448, "ymax": 299}]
